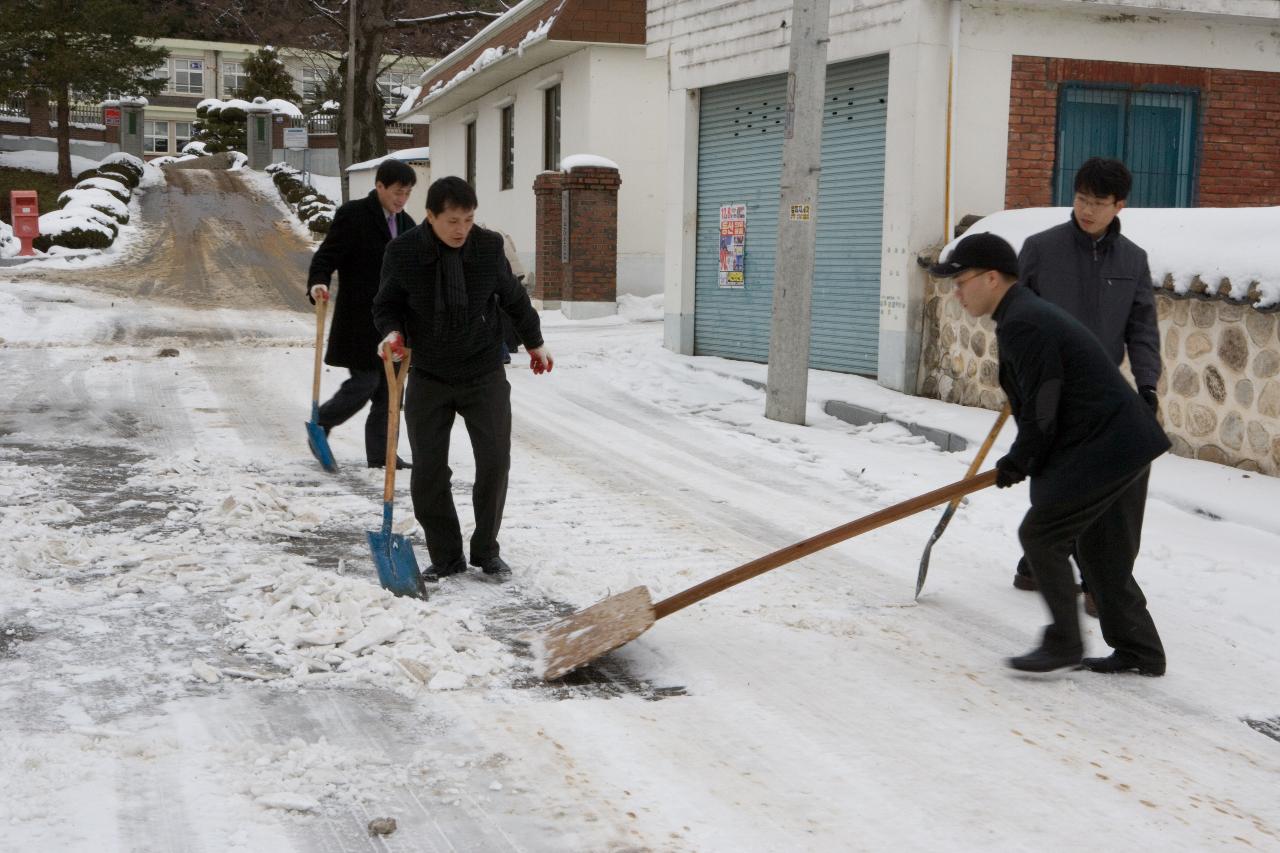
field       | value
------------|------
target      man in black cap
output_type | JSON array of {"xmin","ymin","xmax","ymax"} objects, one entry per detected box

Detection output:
[{"xmin": 930, "ymin": 232, "xmax": 1169, "ymax": 675}]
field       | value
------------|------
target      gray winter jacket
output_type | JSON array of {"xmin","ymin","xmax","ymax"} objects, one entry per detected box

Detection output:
[{"xmin": 1017, "ymin": 215, "xmax": 1161, "ymax": 390}]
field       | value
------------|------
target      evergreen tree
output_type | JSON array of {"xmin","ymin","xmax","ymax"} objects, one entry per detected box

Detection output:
[
  {"xmin": 238, "ymin": 46, "xmax": 297, "ymax": 102},
  {"xmin": 0, "ymin": 0, "xmax": 169, "ymax": 185},
  {"xmin": 192, "ymin": 101, "xmax": 246, "ymax": 154}
]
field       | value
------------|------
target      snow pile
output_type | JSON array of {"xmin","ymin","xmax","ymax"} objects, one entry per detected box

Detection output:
[
  {"xmin": 222, "ymin": 564, "xmax": 516, "ymax": 693},
  {"xmin": 394, "ymin": 85, "xmax": 422, "ymax": 118},
  {"xmin": 947, "ymin": 206, "xmax": 1280, "ymax": 307},
  {"xmin": 617, "ymin": 293, "xmax": 663, "ymax": 322},
  {"xmin": 560, "ymin": 153, "xmax": 619, "ymax": 171},
  {"xmin": 427, "ymin": 46, "xmax": 508, "ymax": 100},
  {"xmin": 346, "ymin": 146, "xmax": 430, "ymax": 172},
  {"xmin": 263, "ymin": 98, "xmax": 303, "ymax": 118},
  {"xmin": 519, "ymin": 17, "xmax": 556, "ymax": 49},
  {"xmin": 57, "ymin": 187, "xmax": 129, "ymax": 223},
  {"xmin": 0, "ymin": 148, "xmax": 98, "ymax": 176}
]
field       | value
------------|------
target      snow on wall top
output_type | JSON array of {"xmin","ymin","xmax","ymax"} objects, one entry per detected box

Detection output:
[{"xmin": 943, "ymin": 207, "xmax": 1280, "ymax": 309}]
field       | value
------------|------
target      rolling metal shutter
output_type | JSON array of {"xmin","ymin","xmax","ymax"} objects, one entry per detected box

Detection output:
[{"xmin": 694, "ymin": 55, "xmax": 889, "ymax": 376}]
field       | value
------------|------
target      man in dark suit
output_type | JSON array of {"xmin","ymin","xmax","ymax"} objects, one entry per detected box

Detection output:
[
  {"xmin": 1011, "ymin": 158, "xmax": 1162, "ymax": 610},
  {"xmin": 308, "ymin": 159, "xmax": 416, "ymax": 468},
  {"xmin": 931, "ymin": 233, "xmax": 1169, "ymax": 676},
  {"xmin": 373, "ymin": 177, "xmax": 553, "ymax": 582}
]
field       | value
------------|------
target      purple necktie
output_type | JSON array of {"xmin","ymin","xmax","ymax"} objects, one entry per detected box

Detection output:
[{"xmin": 387, "ymin": 214, "xmax": 397, "ymax": 239}]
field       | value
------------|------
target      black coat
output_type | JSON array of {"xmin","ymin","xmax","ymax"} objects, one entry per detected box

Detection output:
[
  {"xmin": 995, "ymin": 284, "xmax": 1170, "ymax": 507},
  {"xmin": 308, "ymin": 191, "xmax": 415, "ymax": 371},
  {"xmin": 1017, "ymin": 215, "xmax": 1161, "ymax": 389},
  {"xmin": 373, "ymin": 224, "xmax": 543, "ymax": 385}
]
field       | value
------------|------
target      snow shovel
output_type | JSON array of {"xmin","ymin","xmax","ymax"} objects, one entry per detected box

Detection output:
[
  {"xmin": 305, "ymin": 297, "xmax": 338, "ymax": 472},
  {"xmin": 535, "ymin": 469, "xmax": 1000, "ymax": 680},
  {"xmin": 914, "ymin": 405, "xmax": 1010, "ymax": 599},
  {"xmin": 366, "ymin": 348, "xmax": 426, "ymax": 599}
]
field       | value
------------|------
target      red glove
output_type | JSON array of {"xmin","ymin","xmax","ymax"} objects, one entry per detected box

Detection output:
[
  {"xmin": 528, "ymin": 346, "xmax": 554, "ymax": 375},
  {"xmin": 379, "ymin": 331, "xmax": 406, "ymax": 362}
]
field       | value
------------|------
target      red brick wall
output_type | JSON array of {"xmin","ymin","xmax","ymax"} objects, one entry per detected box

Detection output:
[
  {"xmin": 562, "ymin": 167, "xmax": 621, "ymax": 303},
  {"xmin": 1005, "ymin": 56, "xmax": 1280, "ymax": 209},
  {"xmin": 533, "ymin": 171, "xmax": 566, "ymax": 302}
]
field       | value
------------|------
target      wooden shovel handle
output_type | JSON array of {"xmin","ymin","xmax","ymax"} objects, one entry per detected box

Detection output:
[
  {"xmin": 652, "ymin": 469, "xmax": 999, "ymax": 620},
  {"xmin": 381, "ymin": 348, "xmax": 412, "ymax": 503},
  {"xmin": 947, "ymin": 404, "xmax": 1010, "ymax": 512},
  {"xmin": 312, "ymin": 297, "xmax": 327, "ymax": 405}
]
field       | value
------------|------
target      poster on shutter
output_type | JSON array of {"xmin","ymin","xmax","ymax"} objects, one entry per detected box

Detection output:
[{"xmin": 718, "ymin": 204, "xmax": 746, "ymax": 289}]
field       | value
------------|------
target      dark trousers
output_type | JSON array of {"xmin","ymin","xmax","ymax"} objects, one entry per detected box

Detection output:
[
  {"xmin": 317, "ymin": 367, "xmax": 390, "ymax": 466},
  {"xmin": 1018, "ymin": 466, "xmax": 1165, "ymax": 665},
  {"xmin": 403, "ymin": 368, "xmax": 511, "ymax": 567}
]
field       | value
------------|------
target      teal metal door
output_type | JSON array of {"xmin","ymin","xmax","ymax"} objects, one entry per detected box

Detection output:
[{"xmin": 694, "ymin": 55, "xmax": 889, "ymax": 376}]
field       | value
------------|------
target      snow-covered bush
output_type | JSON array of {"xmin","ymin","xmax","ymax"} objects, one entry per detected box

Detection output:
[
  {"xmin": 181, "ymin": 140, "xmax": 210, "ymax": 156},
  {"xmin": 94, "ymin": 163, "xmax": 140, "ymax": 189},
  {"xmin": 0, "ymin": 220, "xmax": 17, "ymax": 258},
  {"xmin": 75, "ymin": 175, "xmax": 131, "ymax": 203},
  {"xmin": 267, "ymin": 162, "xmax": 334, "ymax": 235},
  {"xmin": 33, "ymin": 208, "xmax": 117, "ymax": 251},
  {"xmin": 100, "ymin": 152, "xmax": 146, "ymax": 181},
  {"xmin": 57, "ymin": 187, "xmax": 130, "ymax": 225}
]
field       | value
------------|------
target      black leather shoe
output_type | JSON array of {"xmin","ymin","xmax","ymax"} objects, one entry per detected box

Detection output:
[
  {"xmin": 1079, "ymin": 652, "xmax": 1164, "ymax": 677},
  {"xmin": 368, "ymin": 457, "xmax": 412, "ymax": 470},
  {"xmin": 423, "ymin": 555, "xmax": 466, "ymax": 583},
  {"xmin": 471, "ymin": 555, "xmax": 512, "ymax": 579},
  {"xmin": 1008, "ymin": 645, "xmax": 1083, "ymax": 673},
  {"xmin": 1013, "ymin": 572, "xmax": 1037, "ymax": 591}
]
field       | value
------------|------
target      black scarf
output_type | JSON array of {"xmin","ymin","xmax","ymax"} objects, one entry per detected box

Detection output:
[{"xmin": 432, "ymin": 233, "xmax": 468, "ymax": 334}]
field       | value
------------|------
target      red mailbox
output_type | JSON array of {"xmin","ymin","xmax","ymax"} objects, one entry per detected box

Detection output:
[{"xmin": 10, "ymin": 190, "xmax": 39, "ymax": 256}]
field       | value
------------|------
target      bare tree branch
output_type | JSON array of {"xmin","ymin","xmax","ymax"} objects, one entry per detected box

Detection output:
[
  {"xmin": 391, "ymin": 9, "xmax": 502, "ymax": 28},
  {"xmin": 308, "ymin": 0, "xmax": 346, "ymax": 28}
]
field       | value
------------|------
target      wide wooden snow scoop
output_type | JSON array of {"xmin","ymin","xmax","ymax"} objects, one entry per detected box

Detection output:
[{"xmin": 535, "ymin": 469, "xmax": 999, "ymax": 680}]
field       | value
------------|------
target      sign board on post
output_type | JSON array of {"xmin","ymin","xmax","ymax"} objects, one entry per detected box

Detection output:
[
  {"xmin": 283, "ymin": 127, "xmax": 308, "ymax": 150},
  {"xmin": 103, "ymin": 107, "xmax": 120, "ymax": 127}
]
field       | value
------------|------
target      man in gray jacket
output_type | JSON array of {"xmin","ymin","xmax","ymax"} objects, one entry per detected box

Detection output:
[{"xmin": 1011, "ymin": 158, "xmax": 1162, "ymax": 602}]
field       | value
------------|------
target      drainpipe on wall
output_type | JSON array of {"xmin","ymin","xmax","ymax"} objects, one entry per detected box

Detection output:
[{"xmin": 944, "ymin": 0, "xmax": 960, "ymax": 242}]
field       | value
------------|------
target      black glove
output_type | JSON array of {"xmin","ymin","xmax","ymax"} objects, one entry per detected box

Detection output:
[
  {"xmin": 995, "ymin": 455, "xmax": 1026, "ymax": 489},
  {"xmin": 1139, "ymin": 385, "xmax": 1159, "ymax": 414}
]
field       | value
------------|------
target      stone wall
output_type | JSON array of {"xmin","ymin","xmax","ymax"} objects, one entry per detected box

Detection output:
[{"xmin": 920, "ymin": 277, "xmax": 1280, "ymax": 475}]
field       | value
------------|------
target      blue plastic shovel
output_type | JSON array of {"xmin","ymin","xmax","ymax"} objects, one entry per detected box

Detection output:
[
  {"xmin": 306, "ymin": 297, "xmax": 338, "ymax": 472},
  {"xmin": 367, "ymin": 348, "xmax": 426, "ymax": 599}
]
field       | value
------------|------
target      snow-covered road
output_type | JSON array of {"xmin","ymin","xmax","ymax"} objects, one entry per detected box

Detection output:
[{"xmin": 1, "ymin": 170, "xmax": 1277, "ymax": 851}]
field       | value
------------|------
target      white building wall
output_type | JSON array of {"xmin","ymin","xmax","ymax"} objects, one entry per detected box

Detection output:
[
  {"xmin": 581, "ymin": 46, "xmax": 668, "ymax": 297},
  {"xmin": 425, "ymin": 45, "xmax": 665, "ymax": 296},
  {"xmin": 653, "ymin": 0, "xmax": 1280, "ymax": 392}
]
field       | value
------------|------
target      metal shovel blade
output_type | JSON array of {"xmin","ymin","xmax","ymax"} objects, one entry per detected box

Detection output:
[
  {"xmin": 305, "ymin": 403, "xmax": 337, "ymax": 473},
  {"xmin": 534, "ymin": 586, "xmax": 656, "ymax": 681},
  {"xmin": 367, "ymin": 504, "xmax": 426, "ymax": 599}
]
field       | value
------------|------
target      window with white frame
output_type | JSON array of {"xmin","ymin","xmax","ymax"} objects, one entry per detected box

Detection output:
[
  {"xmin": 499, "ymin": 104, "xmax": 515, "ymax": 191},
  {"xmin": 300, "ymin": 67, "xmax": 326, "ymax": 102},
  {"xmin": 175, "ymin": 121, "xmax": 194, "ymax": 151},
  {"xmin": 172, "ymin": 58, "xmax": 205, "ymax": 95},
  {"xmin": 145, "ymin": 120, "xmax": 170, "ymax": 154},
  {"xmin": 379, "ymin": 70, "xmax": 412, "ymax": 106},
  {"xmin": 223, "ymin": 61, "xmax": 248, "ymax": 96},
  {"xmin": 149, "ymin": 63, "xmax": 171, "ymax": 90}
]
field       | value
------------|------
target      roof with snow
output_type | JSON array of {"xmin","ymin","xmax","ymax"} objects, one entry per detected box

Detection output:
[{"xmin": 398, "ymin": 0, "xmax": 645, "ymax": 123}]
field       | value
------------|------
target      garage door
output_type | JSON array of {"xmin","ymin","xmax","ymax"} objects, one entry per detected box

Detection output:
[{"xmin": 694, "ymin": 55, "xmax": 889, "ymax": 376}]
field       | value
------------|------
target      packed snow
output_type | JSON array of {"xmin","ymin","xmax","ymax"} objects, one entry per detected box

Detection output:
[{"xmin": 0, "ymin": 161, "xmax": 1277, "ymax": 851}]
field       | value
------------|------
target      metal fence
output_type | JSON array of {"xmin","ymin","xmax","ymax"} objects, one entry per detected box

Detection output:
[
  {"xmin": 1, "ymin": 94, "xmax": 26, "ymax": 118},
  {"xmin": 289, "ymin": 114, "xmax": 415, "ymax": 136}
]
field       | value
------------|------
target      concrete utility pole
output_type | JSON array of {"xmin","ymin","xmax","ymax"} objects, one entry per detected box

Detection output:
[
  {"xmin": 342, "ymin": 0, "xmax": 358, "ymax": 203},
  {"xmin": 764, "ymin": 0, "xmax": 831, "ymax": 425}
]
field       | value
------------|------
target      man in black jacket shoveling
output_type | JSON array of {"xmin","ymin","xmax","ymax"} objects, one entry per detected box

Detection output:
[
  {"xmin": 373, "ymin": 177, "xmax": 553, "ymax": 583},
  {"xmin": 931, "ymin": 233, "xmax": 1169, "ymax": 676},
  {"xmin": 308, "ymin": 159, "xmax": 417, "ymax": 469},
  {"xmin": 1012, "ymin": 158, "xmax": 1162, "ymax": 609}
]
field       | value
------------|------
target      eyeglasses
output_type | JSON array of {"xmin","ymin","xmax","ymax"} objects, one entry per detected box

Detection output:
[
  {"xmin": 954, "ymin": 270, "xmax": 988, "ymax": 287},
  {"xmin": 1073, "ymin": 193, "xmax": 1118, "ymax": 212}
]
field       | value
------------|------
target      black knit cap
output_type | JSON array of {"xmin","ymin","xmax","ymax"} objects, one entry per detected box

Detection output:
[{"xmin": 928, "ymin": 232, "xmax": 1019, "ymax": 278}]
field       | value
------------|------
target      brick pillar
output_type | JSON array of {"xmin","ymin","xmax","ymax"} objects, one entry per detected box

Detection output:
[
  {"xmin": 561, "ymin": 165, "xmax": 621, "ymax": 319},
  {"xmin": 532, "ymin": 171, "xmax": 565, "ymax": 308},
  {"xmin": 28, "ymin": 91, "xmax": 51, "ymax": 136}
]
